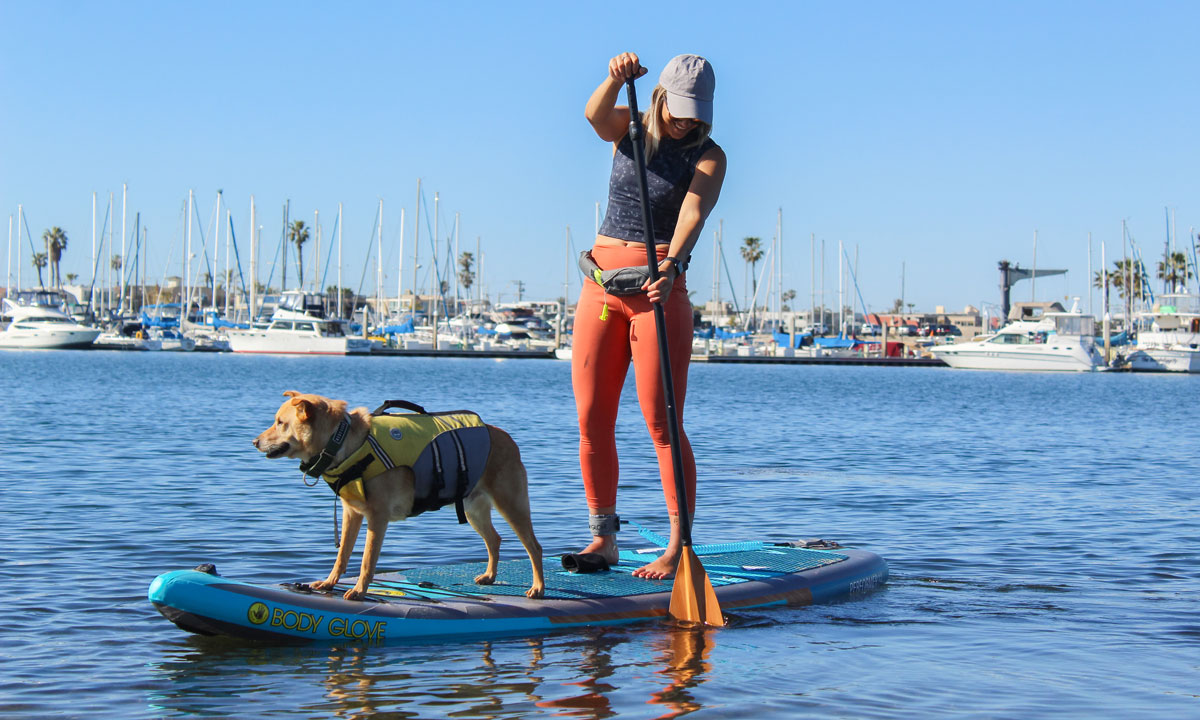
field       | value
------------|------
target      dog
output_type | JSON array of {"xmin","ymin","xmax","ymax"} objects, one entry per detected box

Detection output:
[{"xmin": 253, "ymin": 391, "xmax": 545, "ymax": 600}]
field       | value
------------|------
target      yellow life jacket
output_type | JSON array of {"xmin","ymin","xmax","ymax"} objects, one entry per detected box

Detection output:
[{"xmin": 320, "ymin": 410, "xmax": 491, "ymax": 523}]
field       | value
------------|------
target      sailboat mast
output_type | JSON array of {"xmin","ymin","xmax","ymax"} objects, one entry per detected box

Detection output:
[
  {"xmin": 336, "ymin": 202, "xmax": 342, "ymax": 318},
  {"xmin": 224, "ymin": 208, "xmax": 232, "ymax": 317},
  {"xmin": 7, "ymin": 213, "xmax": 12, "ymax": 295},
  {"xmin": 185, "ymin": 190, "xmax": 193, "ymax": 322},
  {"xmin": 397, "ymin": 207, "xmax": 405, "ymax": 315},
  {"xmin": 212, "ymin": 191, "xmax": 221, "ymax": 316},
  {"xmin": 377, "ymin": 198, "xmax": 384, "ymax": 327},
  {"xmin": 249, "ymin": 195, "xmax": 256, "ymax": 322},
  {"xmin": 90, "ymin": 193, "xmax": 96, "ymax": 299},
  {"xmin": 432, "ymin": 192, "xmax": 439, "ymax": 350},
  {"xmin": 412, "ymin": 179, "xmax": 420, "ymax": 316},
  {"xmin": 453, "ymin": 212, "xmax": 460, "ymax": 311},
  {"xmin": 120, "ymin": 184, "xmax": 127, "ymax": 313},
  {"xmin": 314, "ymin": 209, "xmax": 320, "ymax": 295}
]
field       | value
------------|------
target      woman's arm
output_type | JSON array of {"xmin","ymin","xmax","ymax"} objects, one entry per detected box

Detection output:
[
  {"xmin": 585, "ymin": 52, "xmax": 645, "ymax": 142},
  {"xmin": 644, "ymin": 145, "xmax": 728, "ymax": 304}
]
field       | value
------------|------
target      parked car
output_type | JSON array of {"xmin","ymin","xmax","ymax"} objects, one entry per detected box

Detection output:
[{"xmin": 922, "ymin": 324, "xmax": 962, "ymax": 338}]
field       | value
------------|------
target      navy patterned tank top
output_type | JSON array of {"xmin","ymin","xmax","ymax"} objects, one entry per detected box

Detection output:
[{"xmin": 597, "ymin": 130, "xmax": 717, "ymax": 245}]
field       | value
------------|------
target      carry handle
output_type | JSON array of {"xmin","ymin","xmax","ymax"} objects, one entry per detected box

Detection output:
[{"xmin": 371, "ymin": 399, "xmax": 428, "ymax": 416}]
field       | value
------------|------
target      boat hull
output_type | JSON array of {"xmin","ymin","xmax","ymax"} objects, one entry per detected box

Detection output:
[
  {"xmin": 930, "ymin": 343, "xmax": 1103, "ymax": 371},
  {"xmin": 1126, "ymin": 348, "xmax": 1200, "ymax": 373},
  {"xmin": 0, "ymin": 328, "xmax": 101, "ymax": 349},
  {"xmin": 227, "ymin": 332, "xmax": 371, "ymax": 355}
]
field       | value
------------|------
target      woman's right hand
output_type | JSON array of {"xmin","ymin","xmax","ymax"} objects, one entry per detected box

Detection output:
[{"xmin": 608, "ymin": 52, "xmax": 647, "ymax": 83}]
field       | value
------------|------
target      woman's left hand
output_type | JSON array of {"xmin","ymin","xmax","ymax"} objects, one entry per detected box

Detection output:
[{"xmin": 643, "ymin": 261, "xmax": 677, "ymax": 304}]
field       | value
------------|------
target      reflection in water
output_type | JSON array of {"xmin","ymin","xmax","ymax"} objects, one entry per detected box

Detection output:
[
  {"xmin": 647, "ymin": 627, "xmax": 714, "ymax": 720},
  {"xmin": 535, "ymin": 629, "xmax": 625, "ymax": 718},
  {"xmin": 149, "ymin": 624, "xmax": 715, "ymax": 719}
]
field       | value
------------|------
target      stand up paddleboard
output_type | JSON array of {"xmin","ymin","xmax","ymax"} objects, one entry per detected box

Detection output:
[{"xmin": 149, "ymin": 540, "xmax": 887, "ymax": 643}]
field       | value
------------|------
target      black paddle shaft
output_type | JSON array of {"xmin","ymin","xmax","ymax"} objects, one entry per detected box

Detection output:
[{"xmin": 624, "ymin": 77, "xmax": 694, "ymax": 548}]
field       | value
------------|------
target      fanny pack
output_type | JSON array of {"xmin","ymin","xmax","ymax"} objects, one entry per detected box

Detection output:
[{"xmin": 578, "ymin": 250, "xmax": 651, "ymax": 296}]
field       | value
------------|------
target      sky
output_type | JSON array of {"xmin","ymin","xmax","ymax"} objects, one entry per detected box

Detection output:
[{"xmin": 2, "ymin": 0, "xmax": 1198, "ymax": 316}]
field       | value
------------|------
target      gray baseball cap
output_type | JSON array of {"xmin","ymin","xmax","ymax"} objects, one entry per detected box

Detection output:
[{"xmin": 659, "ymin": 54, "xmax": 715, "ymax": 124}]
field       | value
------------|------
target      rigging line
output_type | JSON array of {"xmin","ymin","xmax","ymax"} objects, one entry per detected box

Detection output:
[
  {"xmin": 317, "ymin": 212, "xmax": 340, "ymax": 292},
  {"xmin": 353, "ymin": 203, "xmax": 381, "ymax": 302},
  {"xmin": 841, "ymin": 245, "xmax": 870, "ymax": 321},
  {"xmin": 84, "ymin": 201, "xmax": 114, "ymax": 314},
  {"xmin": 718, "ymin": 240, "xmax": 741, "ymax": 314},
  {"xmin": 225, "ymin": 214, "xmax": 249, "ymax": 300}
]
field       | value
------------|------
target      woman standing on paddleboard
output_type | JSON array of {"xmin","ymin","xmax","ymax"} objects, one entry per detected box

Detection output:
[{"xmin": 573, "ymin": 52, "xmax": 726, "ymax": 579}]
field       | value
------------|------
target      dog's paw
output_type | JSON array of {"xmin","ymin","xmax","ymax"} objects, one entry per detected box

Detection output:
[
  {"xmin": 473, "ymin": 572, "xmax": 496, "ymax": 586},
  {"xmin": 343, "ymin": 587, "xmax": 365, "ymax": 601},
  {"xmin": 310, "ymin": 579, "xmax": 336, "ymax": 592},
  {"xmin": 525, "ymin": 585, "xmax": 545, "ymax": 600}
]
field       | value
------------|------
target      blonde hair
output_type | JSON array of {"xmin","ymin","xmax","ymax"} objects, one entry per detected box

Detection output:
[{"xmin": 642, "ymin": 85, "xmax": 712, "ymax": 163}]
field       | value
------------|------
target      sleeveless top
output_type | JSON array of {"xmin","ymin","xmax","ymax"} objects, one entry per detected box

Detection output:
[{"xmin": 597, "ymin": 130, "xmax": 717, "ymax": 245}]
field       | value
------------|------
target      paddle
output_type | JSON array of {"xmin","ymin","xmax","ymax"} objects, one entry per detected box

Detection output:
[{"xmin": 623, "ymin": 75, "xmax": 724, "ymax": 627}]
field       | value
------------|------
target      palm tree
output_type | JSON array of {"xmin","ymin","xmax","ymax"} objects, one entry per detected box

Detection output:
[
  {"xmin": 65, "ymin": 273, "xmax": 78, "ymax": 284},
  {"xmin": 458, "ymin": 252, "xmax": 475, "ymax": 294},
  {"xmin": 781, "ymin": 288, "xmax": 796, "ymax": 311},
  {"xmin": 42, "ymin": 227, "xmax": 68, "ymax": 289},
  {"xmin": 288, "ymin": 220, "xmax": 310, "ymax": 288},
  {"xmin": 1156, "ymin": 251, "xmax": 1192, "ymax": 293},
  {"xmin": 740, "ymin": 236, "xmax": 763, "ymax": 305},
  {"xmin": 1109, "ymin": 258, "xmax": 1146, "ymax": 301},
  {"xmin": 32, "ymin": 252, "xmax": 48, "ymax": 289}
]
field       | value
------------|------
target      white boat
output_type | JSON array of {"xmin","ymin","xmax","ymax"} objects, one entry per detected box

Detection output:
[
  {"xmin": 930, "ymin": 301, "xmax": 1105, "ymax": 372},
  {"xmin": 227, "ymin": 291, "xmax": 370, "ymax": 355},
  {"xmin": 0, "ymin": 291, "xmax": 101, "ymax": 349},
  {"xmin": 1125, "ymin": 293, "xmax": 1200, "ymax": 373}
]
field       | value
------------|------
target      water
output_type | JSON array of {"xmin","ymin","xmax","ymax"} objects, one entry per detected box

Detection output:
[{"xmin": 2, "ymin": 351, "xmax": 1197, "ymax": 719}]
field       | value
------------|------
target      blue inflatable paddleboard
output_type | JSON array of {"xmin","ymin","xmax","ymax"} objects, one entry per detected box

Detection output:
[{"xmin": 148, "ymin": 540, "xmax": 887, "ymax": 643}]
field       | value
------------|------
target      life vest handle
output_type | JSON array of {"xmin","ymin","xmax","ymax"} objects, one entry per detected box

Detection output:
[{"xmin": 371, "ymin": 399, "xmax": 428, "ymax": 416}]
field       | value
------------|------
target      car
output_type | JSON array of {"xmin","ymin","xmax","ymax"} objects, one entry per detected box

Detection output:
[
  {"xmin": 926, "ymin": 324, "xmax": 962, "ymax": 338},
  {"xmin": 859, "ymin": 323, "xmax": 880, "ymax": 335}
]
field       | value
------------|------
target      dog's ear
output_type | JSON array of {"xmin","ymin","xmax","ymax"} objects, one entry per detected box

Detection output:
[
  {"xmin": 283, "ymin": 390, "xmax": 301, "ymax": 398},
  {"xmin": 289, "ymin": 396, "xmax": 313, "ymax": 422}
]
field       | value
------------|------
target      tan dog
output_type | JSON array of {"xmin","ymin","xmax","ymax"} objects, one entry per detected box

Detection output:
[{"xmin": 254, "ymin": 391, "xmax": 544, "ymax": 600}]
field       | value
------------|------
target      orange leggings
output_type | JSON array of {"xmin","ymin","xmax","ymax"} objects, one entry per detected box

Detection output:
[{"xmin": 571, "ymin": 244, "xmax": 696, "ymax": 515}]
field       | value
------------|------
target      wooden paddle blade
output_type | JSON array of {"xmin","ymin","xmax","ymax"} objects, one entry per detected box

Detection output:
[{"xmin": 669, "ymin": 548, "xmax": 725, "ymax": 627}]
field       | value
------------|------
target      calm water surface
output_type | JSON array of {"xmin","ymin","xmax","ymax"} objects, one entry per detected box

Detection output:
[{"xmin": 1, "ymin": 351, "xmax": 1196, "ymax": 719}]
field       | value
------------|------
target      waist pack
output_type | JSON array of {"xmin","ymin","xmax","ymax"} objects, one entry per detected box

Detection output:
[{"xmin": 578, "ymin": 250, "xmax": 652, "ymax": 296}]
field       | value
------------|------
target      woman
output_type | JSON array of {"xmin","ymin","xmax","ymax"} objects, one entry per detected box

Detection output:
[{"xmin": 572, "ymin": 52, "xmax": 726, "ymax": 579}]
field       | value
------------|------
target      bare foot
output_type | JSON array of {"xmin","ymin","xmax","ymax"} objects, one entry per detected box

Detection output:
[
  {"xmin": 578, "ymin": 536, "xmax": 619, "ymax": 565},
  {"xmin": 632, "ymin": 550, "xmax": 680, "ymax": 579}
]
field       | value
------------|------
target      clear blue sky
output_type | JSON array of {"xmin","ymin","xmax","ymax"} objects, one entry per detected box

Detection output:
[{"xmin": 3, "ymin": 1, "xmax": 1197, "ymax": 315}]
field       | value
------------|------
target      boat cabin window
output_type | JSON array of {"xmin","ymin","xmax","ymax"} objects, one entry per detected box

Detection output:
[
  {"xmin": 1053, "ymin": 315, "xmax": 1094, "ymax": 335},
  {"xmin": 294, "ymin": 322, "xmax": 315, "ymax": 333},
  {"xmin": 271, "ymin": 321, "xmax": 294, "ymax": 331},
  {"xmin": 994, "ymin": 333, "xmax": 1031, "ymax": 345}
]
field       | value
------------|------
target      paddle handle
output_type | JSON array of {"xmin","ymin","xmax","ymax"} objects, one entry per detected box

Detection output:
[{"xmin": 625, "ymin": 77, "xmax": 693, "ymax": 548}]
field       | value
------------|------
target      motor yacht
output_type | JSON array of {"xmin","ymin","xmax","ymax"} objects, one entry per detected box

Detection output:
[
  {"xmin": 0, "ymin": 291, "xmax": 101, "ymax": 349},
  {"xmin": 227, "ymin": 291, "xmax": 370, "ymax": 355},
  {"xmin": 1124, "ymin": 293, "xmax": 1200, "ymax": 373},
  {"xmin": 930, "ymin": 301, "xmax": 1105, "ymax": 371}
]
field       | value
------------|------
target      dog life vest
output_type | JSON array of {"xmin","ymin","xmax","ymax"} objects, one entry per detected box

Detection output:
[{"xmin": 319, "ymin": 411, "xmax": 491, "ymax": 523}]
